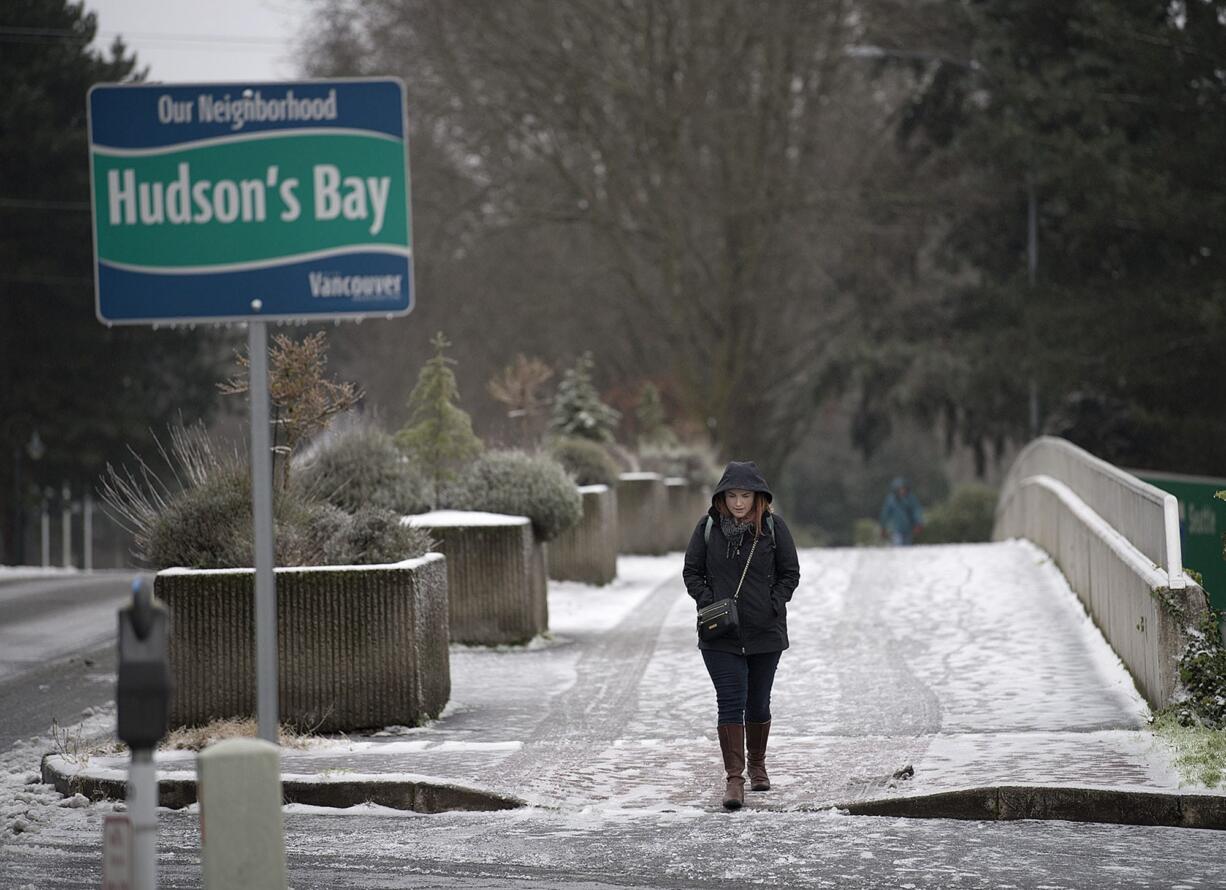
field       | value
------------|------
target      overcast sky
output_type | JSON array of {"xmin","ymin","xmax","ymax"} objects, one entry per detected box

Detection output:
[{"xmin": 84, "ymin": 0, "xmax": 308, "ymax": 83}]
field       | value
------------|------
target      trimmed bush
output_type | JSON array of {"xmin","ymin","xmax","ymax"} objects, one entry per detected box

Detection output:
[
  {"xmin": 298, "ymin": 426, "xmax": 430, "ymax": 514},
  {"xmin": 549, "ymin": 436, "xmax": 620, "ymax": 486},
  {"xmin": 447, "ymin": 450, "xmax": 583, "ymax": 541},
  {"xmin": 919, "ymin": 484, "xmax": 998, "ymax": 544},
  {"xmin": 638, "ymin": 443, "xmax": 720, "ymax": 488},
  {"xmin": 345, "ymin": 507, "xmax": 434, "ymax": 564}
]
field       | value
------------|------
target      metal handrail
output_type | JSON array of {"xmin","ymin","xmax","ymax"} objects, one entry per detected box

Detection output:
[{"xmin": 1002, "ymin": 436, "xmax": 1185, "ymax": 588}]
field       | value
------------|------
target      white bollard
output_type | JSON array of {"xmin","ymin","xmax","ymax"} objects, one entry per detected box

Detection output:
[
  {"xmin": 197, "ymin": 738, "xmax": 287, "ymax": 890},
  {"xmin": 61, "ymin": 482, "xmax": 73, "ymax": 568},
  {"xmin": 84, "ymin": 492, "xmax": 94, "ymax": 572},
  {"xmin": 40, "ymin": 500, "xmax": 50, "ymax": 568}
]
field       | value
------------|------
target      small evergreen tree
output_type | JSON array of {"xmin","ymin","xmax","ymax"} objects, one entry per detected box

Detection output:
[
  {"xmin": 395, "ymin": 332, "xmax": 483, "ymax": 507},
  {"xmin": 549, "ymin": 352, "xmax": 621, "ymax": 443},
  {"xmin": 636, "ymin": 381, "xmax": 677, "ymax": 449}
]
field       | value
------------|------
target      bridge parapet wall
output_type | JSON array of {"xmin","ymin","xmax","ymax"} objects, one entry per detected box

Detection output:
[{"xmin": 995, "ymin": 438, "xmax": 1208, "ymax": 709}]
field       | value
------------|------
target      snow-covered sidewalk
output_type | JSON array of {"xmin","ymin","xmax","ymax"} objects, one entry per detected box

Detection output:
[{"xmin": 40, "ymin": 541, "xmax": 1195, "ymax": 816}]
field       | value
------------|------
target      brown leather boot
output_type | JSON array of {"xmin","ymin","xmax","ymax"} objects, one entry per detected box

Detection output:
[
  {"xmin": 746, "ymin": 721, "xmax": 772, "ymax": 791},
  {"xmin": 717, "ymin": 724, "xmax": 746, "ymax": 810}
]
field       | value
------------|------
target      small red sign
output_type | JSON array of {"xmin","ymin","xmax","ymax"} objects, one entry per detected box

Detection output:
[{"xmin": 101, "ymin": 814, "xmax": 132, "ymax": 890}]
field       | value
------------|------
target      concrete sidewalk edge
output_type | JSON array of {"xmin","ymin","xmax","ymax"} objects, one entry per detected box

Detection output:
[
  {"xmin": 40, "ymin": 753, "xmax": 526, "ymax": 814},
  {"xmin": 837, "ymin": 784, "xmax": 1226, "ymax": 831}
]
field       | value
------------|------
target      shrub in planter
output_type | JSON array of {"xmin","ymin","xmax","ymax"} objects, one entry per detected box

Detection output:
[
  {"xmin": 919, "ymin": 484, "xmax": 998, "ymax": 544},
  {"xmin": 146, "ymin": 470, "xmax": 432, "ymax": 568},
  {"xmin": 107, "ymin": 424, "xmax": 432, "ymax": 569},
  {"xmin": 638, "ymin": 442, "xmax": 720, "ymax": 488},
  {"xmin": 145, "ymin": 464, "xmax": 255, "ymax": 569},
  {"xmin": 549, "ymin": 436, "xmax": 620, "ymax": 486},
  {"xmin": 446, "ymin": 449, "xmax": 582, "ymax": 541},
  {"xmin": 344, "ymin": 507, "xmax": 433, "ymax": 564},
  {"xmin": 298, "ymin": 426, "xmax": 430, "ymax": 515}
]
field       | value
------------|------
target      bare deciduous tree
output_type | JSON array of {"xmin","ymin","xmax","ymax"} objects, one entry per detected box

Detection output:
[
  {"xmin": 220, "ymin": 332, "xmax": 363, "ymax": 488},
  {"xmin": 304, "ymin": 0, "xmax": 939, "ymax": 474}
]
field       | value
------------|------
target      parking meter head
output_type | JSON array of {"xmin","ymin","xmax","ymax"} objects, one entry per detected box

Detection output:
[{"xmin": 117, "ymin": 587, "xmax": 173, "ymax": 750}]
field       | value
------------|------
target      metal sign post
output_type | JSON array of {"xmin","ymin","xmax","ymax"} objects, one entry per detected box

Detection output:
[{"xmin": 247, "ymin": 321, "xmax": 278, "ymax": 743}]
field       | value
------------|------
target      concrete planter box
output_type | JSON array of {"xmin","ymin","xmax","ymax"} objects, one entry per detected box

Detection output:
[
  {"xmin": 616, "ymin": 472, "xmax": 668, "ymax": 555},
  {"xmin": 665, "ymin": 477, "xmax": 710, "ymax": 552},
  {"xmin": 548, "ymin": 484, "xmax": 618, "ymax": 585},
  {"xmin": 154, "ymin": 554, "xmax": 449, "ymax": 733},
  {"xmin": 406, "ymin": 511, "xmax": 548, "ymax": 645}
]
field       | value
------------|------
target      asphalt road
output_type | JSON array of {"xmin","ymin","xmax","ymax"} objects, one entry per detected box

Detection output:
[
  {"xmin": 2, "ymin": 806, "xmax": 1224, "ymax": 889},
  {"xmin": 0, "ymin": 572, "xmax": 135, "ymax": 749}
]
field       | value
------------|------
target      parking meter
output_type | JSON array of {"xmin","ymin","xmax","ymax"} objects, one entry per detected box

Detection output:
[{"xmin": 117, "ymin": 578, "xmax": 172, "ymax": 750}]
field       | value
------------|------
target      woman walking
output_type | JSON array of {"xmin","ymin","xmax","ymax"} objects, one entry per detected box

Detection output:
[{"xmin": 683, "ymin": 460, "xmax": 801, "ymax": 810}]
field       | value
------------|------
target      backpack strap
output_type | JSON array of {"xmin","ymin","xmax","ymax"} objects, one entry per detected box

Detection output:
[{"xmin": 705, "ymin": 513, "xmax": 776, "ymax": 545}]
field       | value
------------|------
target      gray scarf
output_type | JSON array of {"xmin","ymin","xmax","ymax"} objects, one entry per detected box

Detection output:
[{"xmin": 720, "ymin": 515, "xmax": 755, "ymax": 558}]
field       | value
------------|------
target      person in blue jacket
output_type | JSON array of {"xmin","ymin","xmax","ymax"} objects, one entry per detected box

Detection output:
[
  {"xmin": 879, "ymin": 476, "xmax": 924, "ymax": 546},
  {"xmin": 682, "ymin": 460, "xmax": 801, "ymax": 810}
]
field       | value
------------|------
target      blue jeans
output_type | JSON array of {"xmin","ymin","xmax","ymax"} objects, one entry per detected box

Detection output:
[{"xmin": 701, "ymin": 649, "xmax": 783, "ymax": 725}]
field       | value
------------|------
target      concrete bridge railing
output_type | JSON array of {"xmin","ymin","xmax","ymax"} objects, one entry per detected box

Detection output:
[
  {"xmin": 1000, "ymin": 436, "xmax": 1185, "ymax": 588},
  {"xmin": 994, "ymin": 436, "xmax": 1208, "ymax": 708}
]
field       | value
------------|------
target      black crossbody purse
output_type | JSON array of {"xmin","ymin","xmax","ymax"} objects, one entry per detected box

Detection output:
[{"xmin": 696, "ymin": 533, "xmax": 758, "ymax": 642}]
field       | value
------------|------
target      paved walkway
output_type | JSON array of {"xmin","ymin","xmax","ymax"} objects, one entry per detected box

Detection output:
[{"xmin": 71, "ymin": 542, "xmax": 1184, "ymax": 811}]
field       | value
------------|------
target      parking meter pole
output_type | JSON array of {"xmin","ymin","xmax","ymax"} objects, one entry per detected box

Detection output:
[
  {"xmin": 116, "ymin": 578, "xmax": 171, "ymax": 890},
  {"xmin": 248, "ymin": 321, "xmax": 279, "ymax": 744},
  {"xmin": 128, "ymin": 748, "xmax": 157, "ymax": 890}
]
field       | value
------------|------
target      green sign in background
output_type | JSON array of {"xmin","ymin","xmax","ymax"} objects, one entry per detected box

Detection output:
[
  {"xmin": 92, "ymin": 133, "xmax": 410, "ymax": 268},
  {"xmin": 1139, "ymin": 470, "xmax": 1226, "ymax": 614}
]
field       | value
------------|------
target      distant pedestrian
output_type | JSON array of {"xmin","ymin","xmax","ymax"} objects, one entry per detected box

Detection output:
[
  {"xmin": 879, "ymin": 476, "xmax": 924, "ymax": 546},
  {"xmin": 683, "ymin": 460, "xmax": 801, "ymax": 810}
]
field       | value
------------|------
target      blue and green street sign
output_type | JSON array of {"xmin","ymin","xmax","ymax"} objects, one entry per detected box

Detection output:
[{"xmin": 88, "ymin": 79, "xmax": 412, "ymax": 324}]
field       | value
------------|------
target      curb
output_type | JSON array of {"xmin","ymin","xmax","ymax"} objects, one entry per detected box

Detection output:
[
  {"xmin": 837, "ymin": 785, "xmax": 1226, "ymax": 830},
  {"xmin": 41, "ymin": 754, "xmax": 525, "ymax": 814}
]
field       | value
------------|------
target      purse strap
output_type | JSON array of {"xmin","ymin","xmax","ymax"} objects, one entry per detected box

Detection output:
[{"xmin": 732, "ymin": 533, "xmax": 758, "ymax": 602}]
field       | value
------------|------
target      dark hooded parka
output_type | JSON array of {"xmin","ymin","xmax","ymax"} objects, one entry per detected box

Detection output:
[{"xmin": 683, "ymin": 461, "xmax": 801, "ymax": 655}]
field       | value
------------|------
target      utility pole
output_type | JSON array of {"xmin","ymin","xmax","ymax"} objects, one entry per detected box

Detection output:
[{"xmin": 1027, "ymin": 172, "xmax": 1040, "ymax": 439}]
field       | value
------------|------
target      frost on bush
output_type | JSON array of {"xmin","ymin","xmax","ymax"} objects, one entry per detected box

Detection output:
[
  {"xmin": 447, "ymin": 449, "xmax": 583, "ymax": 541},
  {"xmin": 343, "ymin": 507, "xmax": 433, "ymax": 564},
  {"xmin": 1174, "ymin": 609, "xmax": 1226, "ymax": 729},
  {"xmin": 143, "ymin": 466, "xmax": 253, "ymax": 570},
  {"xmin": 549, "ymin": 436, "xmax": 620, "ymax": 486},
  {"xmin": 103, "ymin": 422, "xmax": 431, "ymax": 569},
  {"xmin": 638, "ymin": 442, "xmax": 719, "ymax": 487},
  {"xmin": 298, "ymin": 426, "xmax": 430, "ymax": 515},
  {"xmin": 395, "ymin": 332, "xmax": 483, "ymax": 507},
  {"xmin": 549, "ymin": 352, "xmax": 621, "ymax": 443}
]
